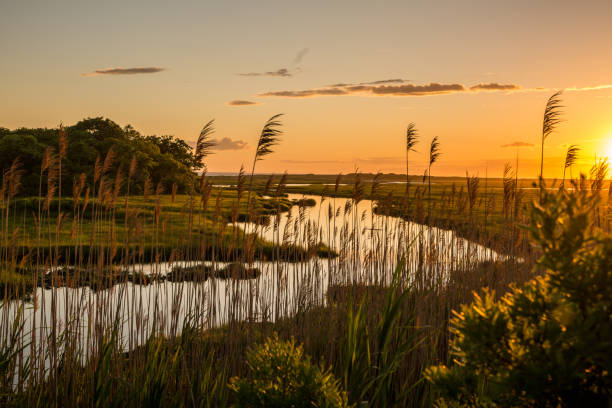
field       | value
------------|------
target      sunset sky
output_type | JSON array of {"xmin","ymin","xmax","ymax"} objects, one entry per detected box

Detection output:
[{"xmin": 2, "ymin": 0, "xmax": 612, "ymax": 177}]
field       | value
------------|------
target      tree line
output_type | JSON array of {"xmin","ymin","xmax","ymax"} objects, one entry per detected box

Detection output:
[{"xmin": 0, "ymin": 117, "xmax": 201, "ymax": 196}]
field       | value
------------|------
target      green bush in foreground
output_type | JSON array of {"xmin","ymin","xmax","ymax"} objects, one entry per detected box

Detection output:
[
  {"xmin": 229, "ymin": 334, "xmax": 349, "ymax": 408},
  {"xmin": 426, "ymin": 187, "xmax": 612, "ymax": 407}
]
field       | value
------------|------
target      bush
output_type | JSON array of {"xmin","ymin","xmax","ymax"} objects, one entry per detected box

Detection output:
[
  {"xmin": 426, "ymin": 187, "xmax": 612, "ymax": 407},
  {"xmin": 229, "ymin": 334, "xmax": 348, "ymax": 408}
]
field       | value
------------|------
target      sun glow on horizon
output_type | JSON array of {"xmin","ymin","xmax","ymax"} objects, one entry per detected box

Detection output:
[{"xmin": 605, "ymin": 138, "xmax": 612, "ymax": 160}]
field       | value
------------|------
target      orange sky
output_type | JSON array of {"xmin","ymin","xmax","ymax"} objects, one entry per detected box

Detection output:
[{"xmin": 1, "ymin": 1, "xmax": 612, "ymax": 178}]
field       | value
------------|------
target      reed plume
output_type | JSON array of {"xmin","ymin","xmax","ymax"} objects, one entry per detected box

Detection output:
[
  {"xmin": 254, "ymin": 114, "xmax": 283, "ymax": 162},
  {"xmin": 590, "ymin": 158, "xmax": 609, "ymax": 193},
  {"xmin": 539, "ymin": 90, "xmax": 563, "ymax": 202},
  {"xmin": 195, "ymin": 119, "xmax": 216, "ymax": 168},
  {"xmin": 405, "ymin": 123, "xmax": 418, "ymax": 193},
  {"xmin": 562, "ymin": 144, "xmax": 580, "ymax": 189},
  {"xmin": 428, "ymin": 136, "xmax": 440, "ymax": 215},
  {"xmin": 246, "ymin": 114, "xmax": 284, "ymax": 220},
  {"xmin": 502, "ymin": 163, "xmax": 515, "ymax": 220}
]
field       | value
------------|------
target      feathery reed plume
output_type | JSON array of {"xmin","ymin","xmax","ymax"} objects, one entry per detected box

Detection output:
[
  {"xmin": 42, "ymin": 147, "xmax": 53, "ymax": 173},
  {"xmin": 263, "ymin": 175, "xmax": 274, "ymax": 196},
  {"xmin": 246, "ymin": 114, "xmax": 284, "ymax": 221},
  {"xmin": 502, "ymin": 163, "xmax": 515, "ymax": 219},
  {"xmin": 102, "ymin": 147, "xmax": 115, "ymax": 176},
  {"xmin": 590, "ymin": 158, "xmax": 609, "ymax": 193},
  {"xmin": 58, "ymin": 124, "xmax": 67, "ymax": 160},
  {"xmin": 275, "ymin": 172, "xmax": 288, "ymax": 197},
  {"xmin": 465, "ymin": 172, "xmax": 480, "ymax": 226},
  {"xmin": 562, "ymin": 144, "xmax": 580, "ymax": 188},
  {"xmin": 428, "ymin": 136, "xmax": 441, "ymax": 214},
  {"xmin": 195, "ymin": 119, "xmax": 216, "ymax": 168},
  {"xmin": 44, "ymin": 153, "xmax": 58, "ymax": 211},
  {"xmin": 254, "ymin": 114, "xmax": 283, "ymax": 163},
  {"xmin": 6, "ymin": 158, "xmax": 22, "ymax": 200},
  {"xmin": 539, "ymin": 90, "xmax": 563, "ymax": 202},
  {"xmin": 405, "ymin": 123, "xmax": 418, "ymax": 192},
  {"xmin": 93, "ymin": 155, "xmax": 102, "ymax": 184},
  {"xmin": 237, "ymin": 165, "xmax": 246, "ymax": 201},
  {"xmin": 589, "ymin": 159, "xmax": 608, "ymax": 230},
  {"xmin": 334, "ymin": 174, "xmax": 342, "ymax": 196},
  {"xmin": 352, "ymin": 170, "xmax": 364, "ymax": 205}
]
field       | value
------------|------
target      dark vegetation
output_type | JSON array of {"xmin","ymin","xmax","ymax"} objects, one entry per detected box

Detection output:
[{"xmin": 0, "ymin": 117, "xmax": 199, "ymax": 195}]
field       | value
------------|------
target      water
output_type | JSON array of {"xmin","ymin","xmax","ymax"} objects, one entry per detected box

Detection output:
[{"xmin": 2, "ymin": 193, "xmax": 500, "ymax": 366}]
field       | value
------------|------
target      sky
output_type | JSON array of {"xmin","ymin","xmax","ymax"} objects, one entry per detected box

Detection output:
[{"xmin": 2, "ymin": 0, "xmax": 612, "ymax": 178}]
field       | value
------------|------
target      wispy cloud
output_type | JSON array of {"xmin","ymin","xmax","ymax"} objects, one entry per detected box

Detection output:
[
  {"xmin": 470, "ymin": 83, "xmax": 521, "ymax": 91},
  {"xmin": 501, "ymin": 141, "xmax": 534, "ymax": 148},
  {"xmin": 227, "ymin": 100, "xmax": 260, "ymax": 106},
  {"xmin": 237, "ymin": 68, "xmax": 294, "ymax": 78},
  {"xmin": 293, "ymin": 48, "xmax": 309, "ymax": 64},
  {"xmin": 81, "ymin": 67, "xmax": 165, "ymax": 77},
  {"xmin": 566, "ymin": 84, "xmax": 612, "ymax": 92},
  {"xmin": 257, "ymin": 82, "xmax": 466, "ymax": 98},
  {"xmin": 211, "ymin": 137, "xmax": 248, "ymax": 151},
  {"xmin": 361, "ymin": 78, "xmax": 407, "ymax": 85},
  {"xmin": 238, "ymin": 48, "xmax": 309, "ymax": 79},
  {"xmin": 328, "ymin": 79, "xmax": 408, "ymax": 87},
  {"xmin": 248, "ymin": 74, "xmax": 612, "ymax": 100}
]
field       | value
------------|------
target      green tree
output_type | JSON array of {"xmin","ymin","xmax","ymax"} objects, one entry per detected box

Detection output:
[
  {"xmin": 0, "ymin": 117, "xmax": 200, "ymax": 196},
  {"xmin": 426, "ymin": 186, "xmax": 612, "ymax": 407}
]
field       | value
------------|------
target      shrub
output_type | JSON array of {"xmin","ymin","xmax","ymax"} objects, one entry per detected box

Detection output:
[
  {"xmin": 425, "ymin": 187, "xmax": 612, "ymax": 407},
  {"xmin": 229, "ymin": 334, "xmax": 348, "ymax": 408}
]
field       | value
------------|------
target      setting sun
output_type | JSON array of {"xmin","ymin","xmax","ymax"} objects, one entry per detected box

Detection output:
[{"xmin": 605, "ymin": 138, "xmax": 612, "ymax": 159}]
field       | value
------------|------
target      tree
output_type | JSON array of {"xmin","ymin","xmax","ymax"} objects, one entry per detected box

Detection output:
[
  {"xmin": 426, "ymin": 185, "xmax": 612, "ymax": 407},
  {"xmin": 0, "ymin": 117, "xmax": 201, "ymax": 196}
]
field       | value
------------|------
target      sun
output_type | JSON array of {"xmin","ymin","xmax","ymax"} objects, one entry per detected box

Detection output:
[{"xmin": 606, "ymin": 139, "xmax": 612, "ymax": 159}]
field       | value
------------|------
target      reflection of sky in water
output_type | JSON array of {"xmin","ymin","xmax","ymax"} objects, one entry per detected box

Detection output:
[{"xmin": 4, "ymin": 193, "xmax": 500, "ymax": 367}]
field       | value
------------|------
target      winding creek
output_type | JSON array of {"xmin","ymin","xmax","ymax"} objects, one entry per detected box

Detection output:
[{"xmin": 2, "ymin": 193, "xmax": 501, "ymax": 364}]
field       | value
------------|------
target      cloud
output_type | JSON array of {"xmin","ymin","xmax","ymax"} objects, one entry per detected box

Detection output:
[
  {"xmin": 238, "ymin": 68, "xmax": 294, "ymax": 77},
  {"xmin": 360, "ymin": 79, "xmax": 407, "ymax": 85},
  {"xmin": 257, "ymin": 82, "xmax": 465, "ymax": 98},
  {"xmin": 501, "ymin": 141, "xmax": 534, "ymax": 148},
  {"xmin": 566, "ymin": 84, "xmax": 612, "ymax": 92},
  {"xmin": 470, "ymin": 83, "xmax": 521, "ymax": 91},
  {"xmin": 239, "ymin": 48, "xmax": 309, "ymax": 79},
  {"xmin": 366, "ymin": 83, "xmax": 465, "ymax": 95},
  {"xmin": 255, "ymin": 78, "xmax": 612, "ymax": 100},
  {"xmin": 227, "ymin": 100, "xmax": 260, "ymax": 106},
  {"xmin": 259, "ymin": 87, "xmax": 349, "ymax": 98},
  {"xmin": 328, "ymin": 79, "xmax": 408, "ymax": 87},
  {"xmin": 293, "ymin": 48, "xmax": 309, "ymax": 64},
  {"xmin": 211, "ymin": 137, "xmax": 248, "ymax": 151},
  {"xmin": 81, "ymin": 67, "xmax": 165, "ymax": 77}
]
